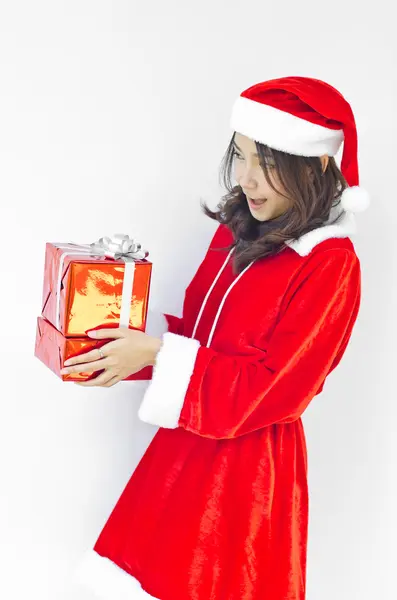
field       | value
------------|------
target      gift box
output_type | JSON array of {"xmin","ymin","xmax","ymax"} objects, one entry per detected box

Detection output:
[
  {"xmin": 34, "ymin": 315, "xmax": 153, "ymax": 382},
  {"xmin": 35, "ymin": 234, "xmax": 154, "ymax": 382},
  {"xmin": 41, "ymin": 235, "xmax": 152, "ymax": 337}
]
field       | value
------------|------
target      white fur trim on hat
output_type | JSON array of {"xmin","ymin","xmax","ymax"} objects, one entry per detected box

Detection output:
[
  {"xmin": 340, "ymin": 186, "xmax": 370, "ymax": 213},
  {"xmin": 138, "ymin": 332, "xmax": 200, "ymax": 428},
  {"xmin": 230, "ymin": 95, "xmax": 344, "ymax": 157}
]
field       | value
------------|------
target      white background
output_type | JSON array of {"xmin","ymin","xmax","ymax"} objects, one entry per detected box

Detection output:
[{"xmin": 0, "ymin": 1, "xmax": 395, "ymax": 598}]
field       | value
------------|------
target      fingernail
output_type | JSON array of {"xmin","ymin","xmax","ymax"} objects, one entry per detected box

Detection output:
[{"xmin": 86, "ymin": 330, "xmax": 97, "ymax": 337}]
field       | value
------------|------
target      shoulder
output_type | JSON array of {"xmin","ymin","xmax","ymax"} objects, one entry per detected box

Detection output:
[
  {"xmin": 303, "ymin": 237, "xmax": 360, "ymax": 270},
  {"xmin": 207, "ymin": 223, "xmax": 360, "ymax": 273},
  {"xmin": 210, "ymin": 224, "xmax": 359, "ymax": 257},
  {"xmin": 286, "ymin": 238, "xmax": 361, "ymax": 295},
  {"xmin": 283, "ymin": 233, "xmax": 359, "ymax": 266},
  {"xmin": 272, "ymin": 240, "xmax": 362, "ymax": 318},
  {"xmin": 207, "ymin": 223, "xmax": 234, "ymax": 250}
]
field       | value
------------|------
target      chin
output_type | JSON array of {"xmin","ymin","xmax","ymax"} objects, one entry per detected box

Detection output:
[
  {"xmin": 249, "ymin": 209, "xmax": 272, "ymax": 222},
  {"xmin": 249, "ymin": 205, "xmax": 284, "ymax": 222}
]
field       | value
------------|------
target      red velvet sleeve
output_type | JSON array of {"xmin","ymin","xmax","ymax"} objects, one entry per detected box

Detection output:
[
  {"xmin": 163, "ymin": 313, "xmax": 184, "ymax": 335},
  {"xmin": 138, "ymin": 249, "xmax": 361, "ymax": 438}
]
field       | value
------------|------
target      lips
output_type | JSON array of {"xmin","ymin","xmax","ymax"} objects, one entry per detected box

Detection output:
[{"xmin": 247, "ymin": 196, "xmax": 267, "ymax": 209}]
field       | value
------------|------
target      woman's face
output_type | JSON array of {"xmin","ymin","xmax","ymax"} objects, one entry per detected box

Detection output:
[{"xmin": 233, "ymin": 133, "xmax": 291, "ymax": 222}]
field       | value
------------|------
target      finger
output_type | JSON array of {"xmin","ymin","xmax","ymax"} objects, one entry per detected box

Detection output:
[
  {"xmin": 74, "ymin": 369, "xmax": 116, "ymax": 387},
  {"xmin": 102, "ymin": 375, "xmax": 122, "ymax": 388},
  {"xmin": 86, "ymin": 327, "xmax": 128, "ymax": 340},
  {"xmin": 63, "ymin": 345, "xmax": 112, "ymax": 367},
  {"xmin": 61, "ymin": 359, "xmax": 109, "ymax": 375}
]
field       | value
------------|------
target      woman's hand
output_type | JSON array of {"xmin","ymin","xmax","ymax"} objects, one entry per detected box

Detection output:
[{"xmin": 60, "ymin": 327, "xmax": 162, "ymax": 387}]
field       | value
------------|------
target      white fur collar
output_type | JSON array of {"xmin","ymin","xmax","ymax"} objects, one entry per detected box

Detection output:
[{"xmin": 285, "ymin": 204, "xmax": 357, "ymax": 256}]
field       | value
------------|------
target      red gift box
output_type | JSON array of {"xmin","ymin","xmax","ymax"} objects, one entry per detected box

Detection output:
[{"xmin": 41, "ymin": 236, "xmax": 152, "ymax": 336}]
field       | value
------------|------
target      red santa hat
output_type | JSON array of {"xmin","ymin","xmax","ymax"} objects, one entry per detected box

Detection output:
[{"xmin": 230, "ymin": 76, "xmax": 370, "ymax": 213}]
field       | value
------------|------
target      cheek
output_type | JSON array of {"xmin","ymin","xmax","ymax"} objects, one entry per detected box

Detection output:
[
  {"xmin": 260, "ymin": 171, "xmax": 280, "ymax": 194},
  {"xmin": 264, "ymin": 175, "xmax": 289, "ymax": 206},
  {"xmin": 261, "ymin": 181, "xmax": 282, "ymax": 205},
  {"xmin": 264, "ymin": 186, "xmax": 291, "ymax": 216},
  {"xmin": 271, "ymin": 194, "xmax": 290, "ymax": 214},
  {"xmin": 234, "ymin": 163, "xmax": 244, "ymax": 180}
]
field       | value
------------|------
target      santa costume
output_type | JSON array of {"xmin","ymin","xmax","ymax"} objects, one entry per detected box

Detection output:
[{"xmin": 73, "ymin": 76, "xmax": 369, "ymax": 599}]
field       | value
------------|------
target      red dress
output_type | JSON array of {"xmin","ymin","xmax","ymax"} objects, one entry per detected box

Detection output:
[{"xmin": 74, "ymin": 208, "xmax": 361, "ymax": 600}]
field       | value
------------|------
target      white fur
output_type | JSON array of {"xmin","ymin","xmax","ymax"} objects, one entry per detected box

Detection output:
[
  {"xmin": 230, "ymin": 95, "xmax": 344, "ymax": 157},
  {"xmin": 72, "ymin": 549, "xmax": 159, "ymax": 599},
  {"xmin": 285, "ymin": 205, "xmax": 357, "ymax": 256},
  {"xmin": 138, "ymin": 332, "xmax": 201, "ymax": 428},
  {"xmin": 340, "ymin": 186, "xmax": 370, "ymax": 213}
]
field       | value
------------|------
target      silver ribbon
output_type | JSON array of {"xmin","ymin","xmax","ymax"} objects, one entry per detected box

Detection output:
[
  {"xmin": 88, "ymin": 233, "xmax": 149, "ymax": 261},
  {"xmin": 52, "ymin": 234, "xmax": 149, "ymax": 332}
]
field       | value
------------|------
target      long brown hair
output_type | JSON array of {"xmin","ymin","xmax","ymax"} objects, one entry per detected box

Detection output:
[{"xmin": 201, "ymin": 132, "xmax": 348, "ymax": 275}]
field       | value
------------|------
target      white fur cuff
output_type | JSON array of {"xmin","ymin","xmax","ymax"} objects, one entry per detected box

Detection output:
[{"xmin": 138, "ymin": 332, "xmax": 201, "ymax": 428}]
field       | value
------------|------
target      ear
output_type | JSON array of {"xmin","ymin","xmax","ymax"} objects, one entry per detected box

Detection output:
[
  {"xmin": 306, "ymin": 155, "xmax": 329, "ymax": 181},
  {"xmin": 320, "ymin": 155, "xmax": 329, "ymax": 173}
]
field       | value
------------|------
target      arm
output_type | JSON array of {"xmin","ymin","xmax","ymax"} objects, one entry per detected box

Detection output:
[
  {"xmin": 126, "ymin": 310, "xmax": 184, "ymax": 381},
  {"xmin": 138, "ymin": 249, "xmax": 361, "ymax": 438}
]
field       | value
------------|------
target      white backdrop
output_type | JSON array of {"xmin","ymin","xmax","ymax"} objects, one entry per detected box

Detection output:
[{"xmin": 1, "ymin": 1, "xmax": 395, "ymax": 599}]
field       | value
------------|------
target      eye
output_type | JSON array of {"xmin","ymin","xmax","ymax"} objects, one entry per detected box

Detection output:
[
  {"xmin": 234, "ymin": 151, "xmax": 275, "ymax": 169},
  {"xmin": 261, "ymin": 159, "xmax": 276, "ymax": 170}
]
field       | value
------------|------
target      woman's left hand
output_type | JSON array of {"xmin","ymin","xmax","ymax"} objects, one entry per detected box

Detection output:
[{"xmin": 60, "ymin": 327, "xmax": 162, "ymax": 387}]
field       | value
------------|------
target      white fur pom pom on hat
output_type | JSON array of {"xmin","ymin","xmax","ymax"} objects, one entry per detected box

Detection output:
[{"xmin": 340, "ymin": 186, "xmax": 370, "ymax": 213}]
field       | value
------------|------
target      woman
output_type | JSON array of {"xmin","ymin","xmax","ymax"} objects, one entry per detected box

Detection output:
[{"xmin": 70, "ymin": 76, "xmax": 369, "ymax": 599}]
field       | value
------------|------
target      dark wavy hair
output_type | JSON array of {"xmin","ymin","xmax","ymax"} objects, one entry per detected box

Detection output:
[{"xmin": 200, "ymin": 131, "xmax": 348, "ymax": 275}]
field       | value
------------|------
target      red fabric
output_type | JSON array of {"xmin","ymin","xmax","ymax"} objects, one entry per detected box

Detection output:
[
  {"xmin": 93, "ymin": 224, "xmax": 361, "ymax": 600},
  {"xmin": 163, "ymin": 312, "xmax": 184, "ymax": 336},
  {"xmin": 242, "ymin": 76, "xmax": 359, "ymax": 187}
]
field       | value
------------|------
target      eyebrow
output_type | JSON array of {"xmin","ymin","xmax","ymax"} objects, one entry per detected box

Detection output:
[{"xmin": 232, "ymin": 141, "xmax": 259, "ymax": 157}]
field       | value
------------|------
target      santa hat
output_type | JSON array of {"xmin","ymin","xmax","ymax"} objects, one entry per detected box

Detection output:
[{"xmin": 230, "ymin": 76, "xmax": 370, "ymax": 213}]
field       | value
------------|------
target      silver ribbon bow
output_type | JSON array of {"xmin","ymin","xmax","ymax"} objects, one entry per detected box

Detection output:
[{"xmin": 89, "ymin": 233, "xmax": 149, "ymax": 261}]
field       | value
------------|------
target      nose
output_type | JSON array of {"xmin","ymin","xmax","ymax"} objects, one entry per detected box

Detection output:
[{"xmin": 238, "ymin": 165, "xmax": 257, "ymax": 189}]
